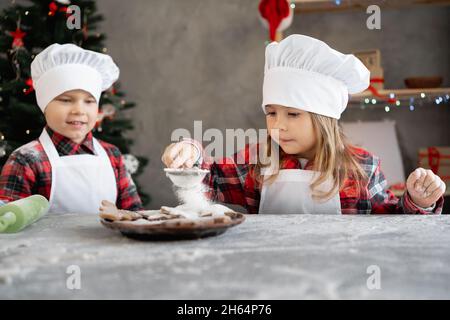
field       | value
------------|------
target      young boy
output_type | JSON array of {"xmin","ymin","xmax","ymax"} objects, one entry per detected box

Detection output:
[{"xmin": 0, "ymin": 43, "xmax": 142, "ymax": 214}]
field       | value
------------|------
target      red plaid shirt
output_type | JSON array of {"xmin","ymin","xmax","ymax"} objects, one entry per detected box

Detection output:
[
  {"xmin": 0, "ymin": 126, "xmax": 142, "ymax": 210},
  {"xmin": 198, "ymin": 143, "xmax": 444, "ymax": 214}
]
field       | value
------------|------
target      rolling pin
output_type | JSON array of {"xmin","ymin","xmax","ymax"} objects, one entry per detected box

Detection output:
[{"xmin": 0, "ymin": 195, "xmax": 50, "ymax": 233}]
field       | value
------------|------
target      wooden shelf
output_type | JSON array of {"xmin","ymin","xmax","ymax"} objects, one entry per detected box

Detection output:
[
  {"xmin": 293, "ymin": 0, "xmax": 450, "ymax": 13},
  {"xmin": 349, "ymin": 87, "xmax": 450, "ymax": 104}
]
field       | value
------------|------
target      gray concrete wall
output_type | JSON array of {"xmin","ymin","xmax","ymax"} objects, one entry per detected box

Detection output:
[{"xmin": 97, "ymin": 0, "xmax": 268, "ymax": 207}]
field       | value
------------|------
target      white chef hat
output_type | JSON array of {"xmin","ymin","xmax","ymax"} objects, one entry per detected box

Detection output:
[
  {"xmin": 31, "ymin": 43, "xmax": 120, "ymax": 112},
  {"xmin": 262, "ymin": 34, "xmax": 370, "ymax": 119}
]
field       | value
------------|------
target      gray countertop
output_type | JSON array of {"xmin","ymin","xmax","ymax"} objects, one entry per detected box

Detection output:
[{"xmin": 1, "ymin": 213, "xmax": 450, "ymax": 299}]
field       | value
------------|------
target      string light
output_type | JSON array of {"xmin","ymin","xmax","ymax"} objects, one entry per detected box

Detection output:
[
  {"xmin": 409, "ymin": 97, "xmax": 415, "ymax": 111},
  {"xmin": 290, "ymin": 2, "xmax": 296, "ymax": 9},
  {"xmin": 335, "ymin": 0, "xmax": 341, "ymax": 5},
  {"xmin": 26, "ymin": 130, "xmax": 30, "ymax": 134},
  {"xmin": 435, "ymin": 96, "xmax": 444, "ymax": 105},
  {"xmin": 356, "ymin": 93, "xmax": 450, "ymax": 111}
]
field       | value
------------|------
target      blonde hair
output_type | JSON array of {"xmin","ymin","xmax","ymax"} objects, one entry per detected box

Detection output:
[{"xmin": 254, "ymin": 112, "xmax": 369, "ymax": 201}]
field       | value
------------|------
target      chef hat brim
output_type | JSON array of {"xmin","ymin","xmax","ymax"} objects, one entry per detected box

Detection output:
[
  {"xmin": 262, "ymin": 67, "xmax": 348, "ymax": 119},
  {"xmin": 31, "ymin": 43, "xmax": 120, "ymax": 112},
  {"xmin": 35, "ymin": 64, "xmax": 103, "ymax": 112}
]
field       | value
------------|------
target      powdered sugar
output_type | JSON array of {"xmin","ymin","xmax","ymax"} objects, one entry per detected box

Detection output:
[{"xmin": 164, "ymin": 167, "xmax": 230, "ymax": 219}]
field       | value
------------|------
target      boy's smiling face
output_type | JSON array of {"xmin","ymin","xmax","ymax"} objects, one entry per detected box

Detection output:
[{"xmin": 44, "ymin": 89, "xmax": 98, "ymax": 144}]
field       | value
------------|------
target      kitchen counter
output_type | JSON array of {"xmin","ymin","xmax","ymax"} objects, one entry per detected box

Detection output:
[{"xmin": 1, "ymin": 213, "xmax": 450, "ymax": 299}]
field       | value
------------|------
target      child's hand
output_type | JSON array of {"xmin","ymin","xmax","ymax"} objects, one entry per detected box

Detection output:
[
  {"xmin": 406, "ymin": 168, "xmax": 446, "ymax": 208},
  {"xmin": 161, "ymin": 142, "xmax": 199, "ymax": 169}
]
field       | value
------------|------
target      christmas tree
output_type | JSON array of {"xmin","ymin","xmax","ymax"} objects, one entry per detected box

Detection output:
[{"xmin": 0, "ymin": 0, "xmax": 149, "ymax": 205}]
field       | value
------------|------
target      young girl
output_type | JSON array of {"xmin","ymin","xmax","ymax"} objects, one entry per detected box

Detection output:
[
  {"xmin": 0, "ymin": 43, "xmax": 142, "ymax": 213},
  {"xmin": 162, "ymin": 34, "xmax": 445, "ymax": 214}
]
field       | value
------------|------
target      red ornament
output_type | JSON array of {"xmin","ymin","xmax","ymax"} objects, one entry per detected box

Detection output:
[
  {"xmin": 48, "ymin": 1, "xmax": 58, "ymax": 16},
  {"xmin": 258, "ymin": 0, "xmax": 292, "ymax": 41},
  {"xmin": 48, "ymin": 1, "xmax": 69, "ymax": 16},
  {"xmin": 24, "ymin": 78, "xmax": 34, "ymax": 95},
  {"xmin": 9, "ymin": 27, "xmax": 26, "ymax": 48}
]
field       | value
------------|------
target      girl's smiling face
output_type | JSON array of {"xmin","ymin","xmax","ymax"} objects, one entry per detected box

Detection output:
[
  {"xmin": 265, "ymin": 104, "xmax": 317, "ymax": 159},
  {"xmin": 44, "ymin": 89, "xmax": 98, "ymax": 144}
]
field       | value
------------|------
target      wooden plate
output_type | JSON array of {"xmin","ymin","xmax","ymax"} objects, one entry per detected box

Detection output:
[{"xmin": 100, "ymin": 210, "xmax": 246, "ymax": 241}]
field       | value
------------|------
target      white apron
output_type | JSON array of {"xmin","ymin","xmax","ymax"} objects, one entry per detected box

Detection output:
[
  {"xmin": 39, "ymin": 129, "xmax": 118, "ymax": 214},
  {"xmin": 259, "ymin": 165, "xmax": 342, "ymax": 214}
]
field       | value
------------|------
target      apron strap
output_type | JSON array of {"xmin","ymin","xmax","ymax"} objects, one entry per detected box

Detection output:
[
  {"xmin": 92, "ymin": 138, "xmax": 109, "ymax": 161},
  {"xmin": 39, "ymin": 129, "xmax": 62, "ymax": 164}
]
